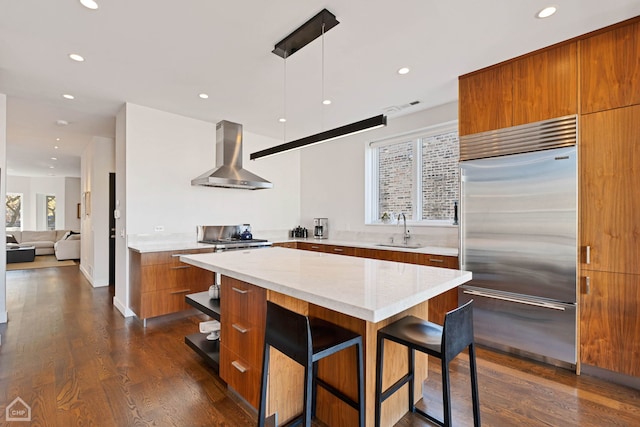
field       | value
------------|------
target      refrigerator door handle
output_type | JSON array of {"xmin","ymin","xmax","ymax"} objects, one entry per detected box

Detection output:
[{"xmin": 462, "ymin": 288, "xmax": 567, "ymax": 311}]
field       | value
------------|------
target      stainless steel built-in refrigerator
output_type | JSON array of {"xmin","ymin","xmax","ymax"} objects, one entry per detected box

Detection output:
[{"xmin": 459, "ymin": 116, "xmax": 578, "ymax": 367}]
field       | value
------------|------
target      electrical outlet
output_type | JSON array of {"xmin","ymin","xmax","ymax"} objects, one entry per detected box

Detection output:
[{"xmin": 154, "ymin": 226, "xmax": 164, "ymax": 232}]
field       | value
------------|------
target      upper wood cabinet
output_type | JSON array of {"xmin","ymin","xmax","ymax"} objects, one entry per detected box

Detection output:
[
  {"xmin": 513, "ymin": 43, "xmax": 578, "ymax": 125},
  {"xmin": 581, "ymin": 21, "xmax": 640, "ymax": 114},
  {"xmin": 459, "ymin": 42, "xmax": 578, "ymax": 136},
  {"xmin": 459, "ymin": 63, "xmax": 513, "ymax": 136},
  {"xmin": 580, "ymin": 105, "xmax": 640, "ymax": 275}
]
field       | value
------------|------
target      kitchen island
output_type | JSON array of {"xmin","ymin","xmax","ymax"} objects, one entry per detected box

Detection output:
[{"xmin": 181, "ymin": 247, "xmax": 471, "ymax": 426}]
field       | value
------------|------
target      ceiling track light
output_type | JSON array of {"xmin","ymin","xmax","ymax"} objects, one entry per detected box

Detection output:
[
  {"xmin": 80, "ymin": 0, "xmax": 99, "ymax": 10},
  {"xmin": 253, "ymin": 8, "xmax": 387, "ymax": 160}
]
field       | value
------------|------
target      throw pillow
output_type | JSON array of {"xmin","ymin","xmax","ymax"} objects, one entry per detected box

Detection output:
[
  {"xmin": 65, "ymin": 231, "xmax": 81, "ymax": 240},
  {"xmin": 6, "ymin": 234, "xmax": 18, "ymax": 244}
]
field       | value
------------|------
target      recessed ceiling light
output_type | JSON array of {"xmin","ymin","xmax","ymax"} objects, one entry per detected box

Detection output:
[
  {"xmin": 54, "ymin": 145, "xmax": 59, "ymax": 149},
  {"xmin": 80, "ymin": 0, "xmax": 99, "ymax": 10},
  {"xmin": 51, "ymin": 157, "xmax": 57, "ymax": 161},
  {"xmin": 56, "ymin": 120, "xmax": 69, "ymax": 126},
  {"xmin": 537, "ymin": 6, "xmax": 557, "ymax": 19},
  {"xmin": 323, "ymin": 99, "xmax": 332, "ymax": 105},
  {"xmin": 69, "ymin": 53, "xmax": 85, "ymax": 62},
  {"xmin": 278, "ymin": 118, "xmax": 287, "ymax": 123},
  {"xmin": 62, "ymin": 94, "xmax": 74, "ymax": 100},
  {"xmin": 398, "ymin": 67, "xmax": 410, "ymax": 75},
  {"xmin": 49, "ymin": 166, "xmax": 55, "ymax": 169},
  {"xmin": 198, "ymin": 93, "xmax": 209, "ymax": 99}
]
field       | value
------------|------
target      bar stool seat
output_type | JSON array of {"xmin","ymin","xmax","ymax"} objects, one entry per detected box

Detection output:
[
  {"xmin": 375, "ymin": 300, "xmax": 481, "ymax": 427},
  {"xmin": 258, "ymin": 301, "xmax": 365, "ymax": 427}
]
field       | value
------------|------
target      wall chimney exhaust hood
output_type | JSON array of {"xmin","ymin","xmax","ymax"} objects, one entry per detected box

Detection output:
[{"xmin": 191, "ymin": 120, "xmax": 273, "ymax": 190}]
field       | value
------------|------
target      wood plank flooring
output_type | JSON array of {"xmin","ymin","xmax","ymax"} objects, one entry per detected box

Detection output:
[{"xmin": 1, "ymin": 265, "xmax": 639, "ymax": 426}]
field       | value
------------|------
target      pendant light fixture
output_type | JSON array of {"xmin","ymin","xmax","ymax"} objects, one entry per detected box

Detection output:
[{"xmin": 250, "ymin": 9, "xmax": 387, "ymax": 160}]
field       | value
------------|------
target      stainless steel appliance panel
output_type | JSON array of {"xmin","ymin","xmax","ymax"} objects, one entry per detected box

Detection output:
[
  {"xmin": 460, "ymin": 286, "xmax": 576, "ymax": 365},
  {"xmin": 460, "ymin": 147, "xmax": 577, "ymax": 303}
]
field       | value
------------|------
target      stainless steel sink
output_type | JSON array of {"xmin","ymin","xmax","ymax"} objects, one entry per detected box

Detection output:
[{"xmin": 376, "ymin": 243, "xmax": 424, "ymax": 249}]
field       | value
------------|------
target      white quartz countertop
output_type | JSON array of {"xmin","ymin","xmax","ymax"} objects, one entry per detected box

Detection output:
[
  {"xmin": 128, "ymin": 241, "xmax": 215, "ymax": 253},
  {"xmin": 180, "ymin": 247, "xmax": 471, "ymax": 323},
  {"xmin": 276, "ymin": 238, "xmax": 458, "ymax": 257}
]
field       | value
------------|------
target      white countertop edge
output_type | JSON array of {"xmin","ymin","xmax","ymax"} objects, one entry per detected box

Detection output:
[{"xmin": 180, "ymin": 255, "xmax": 471, "ymax": 323}]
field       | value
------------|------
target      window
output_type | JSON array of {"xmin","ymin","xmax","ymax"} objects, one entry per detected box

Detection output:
[
  {"xmin": 367, "ymin": 122, "xmax": 459, "ymax": 225},
  {"xmin": 6, "ymin": 193, "xmax": 23, "ymax": 231},
  {"xmin": 47, "ymin": 195, "xmax": 56, "ymax": 230}
]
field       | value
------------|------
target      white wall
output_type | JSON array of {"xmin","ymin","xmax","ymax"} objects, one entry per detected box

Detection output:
[
  {"xmin": 6, "ymin": 175, "xmax": 80, "ymax": 231},
  {"xmin": 115, "ymin": 103, "xmax": 301, "ymax": 316},
  {"xmin": 299, "ymin": 101, "xmax": 459, "ymax": 247},
  {"xmin": 114, "ymin": 105, "xmax": 131, "ymax": 316},
  {"xmin": 80, "ymin": 136, "xmax": 115, "ymax": 287},
  {"xmin": 1, "ymin": 93, "xmax": 7, "ymax": 323}
]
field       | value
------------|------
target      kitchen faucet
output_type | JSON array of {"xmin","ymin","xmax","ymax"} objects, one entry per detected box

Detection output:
[{"xmin": 398, "ymin": 213, "xmax": 410, "ymax": 244}]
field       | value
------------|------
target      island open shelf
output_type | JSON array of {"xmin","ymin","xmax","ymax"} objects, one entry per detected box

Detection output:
[{"xmin": 185, "ymin": 291, "xmax": 221, "ymax": 372}]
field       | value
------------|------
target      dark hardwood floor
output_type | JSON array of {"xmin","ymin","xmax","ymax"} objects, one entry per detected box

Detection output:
[{"xmin": 1, "ymin": 265, "xmax": 639, "ymax": 426}]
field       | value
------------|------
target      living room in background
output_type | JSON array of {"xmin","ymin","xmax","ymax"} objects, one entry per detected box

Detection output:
[
  {"xmin": 6, "ymin": 192, "xmax": 22, "ymax": 231},
  {"xmin": 366, "ymin": 121, "xmax": 459, "ymax": 225},
  {"xmin": 46, "ymin": 195, "xmax": 55, "ymax": 230}
]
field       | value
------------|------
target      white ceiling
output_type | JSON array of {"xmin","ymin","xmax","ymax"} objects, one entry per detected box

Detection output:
[{"xmin": 2, "ymin": 1, "xmax": 639, "ymax": 178}]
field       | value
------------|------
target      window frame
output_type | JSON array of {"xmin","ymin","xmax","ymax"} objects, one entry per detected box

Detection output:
[{"xmin": 365, "ymin": 120, "xmax": 458, "ymax": 227}]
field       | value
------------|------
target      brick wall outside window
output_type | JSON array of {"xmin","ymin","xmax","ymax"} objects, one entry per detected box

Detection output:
[{"xmin": 376, "ymin": 129, "xmax": 459, "ymax": 222}]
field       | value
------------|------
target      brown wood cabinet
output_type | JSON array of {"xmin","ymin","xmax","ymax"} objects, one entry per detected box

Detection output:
[
  {"xmin": 581, "ymin": 21, "xmax": 640, "ymax": 114},
  {"xmin": 129, "ymin": 248, "xmax": 214, "ymax": 320},
  {"xmin": 513, "ymin": 43, "xmax": 578, "ymax": 125},
  {"xmin": 580, "ymin": 271, "xmax": 640, "ymax": 377},
  {"xmin": 219, "ymin": 276, "xmax": 266, "ymax": 408},
  {"xmin": 459, "ymin": 42, "xmax": 578, "ymax": 137},
  {"xmin": 272, "ymin": 241, "xmax": 298, "ymax": 249},
  {"xmin": 580, "ymin": 105, "xmax": 640, "ymax": 275},
  {"xmin": 297, "ymin": 241, "xmax": 326, "ymax": 252},
  {"xmin": 579, "ymin": 104, "xmax": 640, "ymax": 376},
  {"xmin": 459, "ymin": 63, "xmax": 513, "ymax": 136}
]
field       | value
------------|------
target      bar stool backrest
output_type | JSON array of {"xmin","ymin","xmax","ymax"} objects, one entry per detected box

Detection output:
[
  {"xmin": 265, "ymin": 301, "xmax": 312, "ymax": 366},
  {"xmin": 442, "ymin": 299, "xmax": 474, "ymax": 362}
]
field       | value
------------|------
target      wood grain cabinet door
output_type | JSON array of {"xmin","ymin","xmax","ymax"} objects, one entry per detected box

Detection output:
[
  {"xmin": 580, "ymin": 105, "xmax": 640, "ymax": 275},
  {"xmin": 459, "ymin": 63, "xmax": 513, "ymax": 136},
  {"xmin": 580, "ymin": 271, "xmax": 640, "ymax": 376},
  {"xmin": 581, "ymin": 21, "xmax": 640, "ymax": 114},
  {"xmin": 513, "ymin": 42, "xmax": 578, "ymax": 124}
]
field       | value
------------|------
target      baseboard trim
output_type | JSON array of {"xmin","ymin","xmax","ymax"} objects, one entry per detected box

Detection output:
[
  {"xmin": 582, "ymin": 364, "xmax": 640, "ymax": 390},
  {"xmin": 113, "ymin": 296, "xmax": 135, "ymax": 318}
]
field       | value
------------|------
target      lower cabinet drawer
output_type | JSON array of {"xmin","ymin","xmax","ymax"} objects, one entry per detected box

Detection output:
[
  {"xmin": 220, "ymin": 345, "xmax": 261, "ymax": 408},
  {"xmin": 222, "ymin": 314, "xmax": 264, "ymax": 368}
]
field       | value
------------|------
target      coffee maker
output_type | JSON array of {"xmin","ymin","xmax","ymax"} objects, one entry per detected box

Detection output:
[{"xmin": 313, "ymin": 218, "xmax": 328, "ymax": 239}]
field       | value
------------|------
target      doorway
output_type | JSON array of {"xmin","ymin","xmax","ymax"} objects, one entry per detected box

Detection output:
[{"xmin": 109, "ymin": 173, "xmax": 115, "ymax": 287}]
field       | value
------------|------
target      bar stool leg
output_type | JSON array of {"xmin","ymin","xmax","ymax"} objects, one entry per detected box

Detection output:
[
  {"xmin": 442, "ymin": 358, "xmax": 452, "ymax": 427},
  {"xmin": 258, "ymin": 345, "xmax": 271, "ymax": 427},
  {"xmin": 408, "ymin": 347, "xmax": 415, "ymax": 413},
  {"xmin": 303, "ymin": 360, "xmax": 313, "ymax": 427},
  {"xmin": 469, "ymin": 344, "xmax": 481, "ymax": 427},
  {"xmin": 374, "ymin": 335, "xmax": 385, "ymax": 427},
  {"xmin": 356, "ymin": 340, "xmax": 365, "ymax": 427}
]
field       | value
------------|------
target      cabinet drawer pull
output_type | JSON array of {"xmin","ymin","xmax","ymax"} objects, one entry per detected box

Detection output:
[
  {"xmin": 232, "ymin": 323, "xmax": 248, "ymax": 334},
  {"xmin": 585, "ymin": 245, "xmax": 591, "ymax": 265},
  {"xmin": 232, "ymin": 287, "xmax": 248, "ymax": 294},
  {"xmin": 231, "ymin": 360, "xmax": 248, "ymax": 373},
  {"xmin": 170, "ymin": 265, "xmax": 190, "ymax": 270},
  {"xmin": 333, "ymin": 248, "xmax": 344, "ymax": 252},
  {"xmin": 169, "ymin": 289, "xmax": 191, "ymax": 295},
  {"xmin": 428, "ymin": 258, "xmax": 444, "ymax": 263},
  {"xmin": 585, "ymin": 276, "xmax": 591, "ymax": 295}
]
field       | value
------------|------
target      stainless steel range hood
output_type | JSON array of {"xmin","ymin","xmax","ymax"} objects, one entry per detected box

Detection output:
[{"xmin": 191, "ymin": 120, "xmax": 273, "ymax": 190}]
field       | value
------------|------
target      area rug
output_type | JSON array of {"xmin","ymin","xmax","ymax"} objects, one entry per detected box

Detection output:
[{"xmin": 6, "ymin": 255, "xmax": 78, "ymax": 271}]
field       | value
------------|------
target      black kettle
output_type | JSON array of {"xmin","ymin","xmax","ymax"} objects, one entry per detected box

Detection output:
[{"xmin": 240, "ymin": 229, "xmax": 253, "ymax": 240}]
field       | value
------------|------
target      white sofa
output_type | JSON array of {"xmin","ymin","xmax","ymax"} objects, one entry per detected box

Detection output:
[{"xmin": 7, "ymin": 230, "xmax": 80, "ymax": 260}]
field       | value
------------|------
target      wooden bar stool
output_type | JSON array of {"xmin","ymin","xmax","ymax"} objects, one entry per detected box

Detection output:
[
  {"xmin": 374, "ymin": 300, "xmax": 480, "ymax": 427},
  {"xmin": 258, "ymin": 301, "xmax": 365, "ymax": 427}
]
